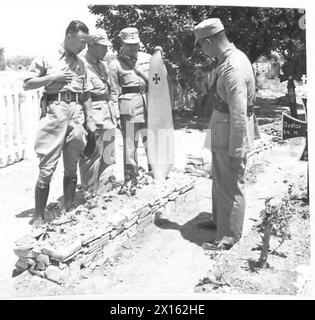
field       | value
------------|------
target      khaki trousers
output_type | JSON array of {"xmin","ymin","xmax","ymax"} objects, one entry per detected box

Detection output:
[
  {"xmin": 211, "ymin": 151, "xmax": 247, "ymax": 242},
  {"xmin": 35, "ymin": 101, "xmax": 86, "ymax": 188},
  {"xmin": 79, "ymin": 127, "xmax": 115, "ymax": 193},
  {"xmin": 120, "ymin": 115, "xmax": 150, "ymax": 178}
]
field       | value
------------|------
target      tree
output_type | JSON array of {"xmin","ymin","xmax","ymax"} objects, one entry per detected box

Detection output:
[
  {"xmin": 0, "ymin": 47, "xmax": 5, "ymax": 71},
  {"xmin": 89, "ymin": 5, "xmax": 306, "ymax": 84}
]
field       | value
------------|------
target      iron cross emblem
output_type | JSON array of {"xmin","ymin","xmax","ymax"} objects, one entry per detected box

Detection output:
[{"xmin": 153, "ymin": 73, "xmax": 161, "ymax": 84}]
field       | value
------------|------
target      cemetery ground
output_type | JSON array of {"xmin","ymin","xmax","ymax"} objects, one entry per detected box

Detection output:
[{"xmin": 0, "ymin": 77, "xmax": 310, "ymax": 298}]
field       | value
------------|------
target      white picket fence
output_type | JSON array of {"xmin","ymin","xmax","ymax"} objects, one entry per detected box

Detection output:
[{"xmin": 0, "ymin": 84, "xmax": 41, "ymax": 168}]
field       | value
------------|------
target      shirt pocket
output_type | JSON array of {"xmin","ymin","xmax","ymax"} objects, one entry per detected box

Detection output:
[
  {"xmin": 119, "ymin": 71, "xmax": 135, "ymax": 85},
  {"xmin": 210, "ymin": 114, "xmax": 230, "ymax": 149}
]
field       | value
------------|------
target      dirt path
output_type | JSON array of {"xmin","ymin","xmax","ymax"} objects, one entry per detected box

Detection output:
[{"xmin": 0, "ymin": 127, "xmax": 309, "ymax": 297}]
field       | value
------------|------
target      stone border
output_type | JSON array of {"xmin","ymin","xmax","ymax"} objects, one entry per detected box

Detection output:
[{"xmin": 13, "ymin": 179, "xmax": 196, "ymax": 284}]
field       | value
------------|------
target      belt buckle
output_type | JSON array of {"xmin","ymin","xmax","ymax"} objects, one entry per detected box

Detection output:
[
  {"xmin": 139, "ymin": 84, "xmax": 145, "ymax": 94},
  {"xmin": 64, "ymin": 91, "xmax": 72, "ymax": 102}
]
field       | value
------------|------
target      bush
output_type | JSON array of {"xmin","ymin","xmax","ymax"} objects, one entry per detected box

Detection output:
[{"xmin": 6, "ymin": 55, "xmax": 34, "ymax": 71}]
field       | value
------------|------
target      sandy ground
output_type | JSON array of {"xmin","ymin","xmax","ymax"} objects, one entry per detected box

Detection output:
[
  {"xmin": 0, "ymin": 123, "xmax": 309, "ymax": 297},
  {"xmin": 0, "ymin": 128, "xmax": 208, "ymax": 296}
]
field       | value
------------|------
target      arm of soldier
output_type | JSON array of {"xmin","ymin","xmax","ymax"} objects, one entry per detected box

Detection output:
[
  {"xmin": 81, "ymin": 92, "xmax": 96, "ymax": 133},
  {"xmin": 23, "ymin": 56, "xmax": 74, "ymax": 90},
  {"xmin": 81, "ymin": 70, "xmax": 96, "ymax": 133},
  {"xmin": 224, "ymin": 67, "xmax": 247, "ymax": 158},
  {"xmin": 108, "ymin": 60, "xmax": 121, "ymax": 120}
]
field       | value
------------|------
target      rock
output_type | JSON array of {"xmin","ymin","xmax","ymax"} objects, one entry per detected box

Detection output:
[
  {"xmin": 15, "ymin": 257, "xmax": 34, "ymax": 271},
  {"xmin": 136, "ymin": 205, "xmax": 151, "ymax": 219},
  {"xmin": 136, "ymin": 214, "xmax": 153, "ymax": 231},
  {"xmin": 13, "ymin": 247, "xmax": 38, "ymax": 258},
  {"xmin": 59, "ymin": 262, "xmax": 68, "ymax": 270},
  {"xmin": 85, "ymin": 233, "xmax": 110, "ymax": 254},
  {"xmin": 110, "ymin": 229, "xmax": 117, "ymax": 240},
  {"xmin": 41, "ymin": 239, "xmax": 82, "ymax": 262},
  {"xmin": 45, "ymin": 265, "xmax": 65, "ymax": 285},
  {"xmin": 124, "ymin": 216, "xmax": 138, "ymax": 229},
  {"xmin": 168, "ymin": 191, "xmax": 180, "ymax": 201},
  {"xmin": 36, "ymin": 254, "xmax": 50, "ymax": 271},
  {"xmin": 164, "ymin": 200, "xmax": 175, "ymax": 216},
  {"xmin": 14, "ymin": 234, "xmax": 36, "ymax": 251},
  {"xmin": 106, "ymin": 213, "xmax": 127, "ymax": 229}
]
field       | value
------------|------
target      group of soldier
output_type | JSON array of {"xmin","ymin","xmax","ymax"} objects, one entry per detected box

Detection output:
[{"xmin": 23, "ymin": 17, "xmax": 260, "ymax": 251}]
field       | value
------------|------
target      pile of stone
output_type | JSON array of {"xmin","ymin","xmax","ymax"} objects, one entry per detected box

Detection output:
[
  {"xmin": 262, "ymin": 120, "xmax": 282, "ymax": 142},
  {"xmin": 13, "ymin": 171, "xmax": 196, "ymax": 284},
  {"xmin": 184, "ymin": 154, "xmax": 212, "ymax": 178}
]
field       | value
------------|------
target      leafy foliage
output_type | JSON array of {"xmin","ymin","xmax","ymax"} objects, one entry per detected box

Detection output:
[
  {"xmin": 89, "ymin": 5, "xmax": 306, "ymax": 86},
  {"xmin": 6, "ymin": 55, "xmax": 34, "ymax": 70},
  {"xmin": 254, "ymin": 185, "xmax": 295, "ymax": 269}
]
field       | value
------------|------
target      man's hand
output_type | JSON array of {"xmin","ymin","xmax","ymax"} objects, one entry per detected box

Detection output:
[
  {"xmin": 52, "ymin": 71, "xmax": 74, "ymax": 83},
  {"xmin": 85, "ymin": 118, "xmax": 97, "ymax": 134},
  {"xmin": 116, "ymin": 117, "xmax": 122, "ymax": 130}
]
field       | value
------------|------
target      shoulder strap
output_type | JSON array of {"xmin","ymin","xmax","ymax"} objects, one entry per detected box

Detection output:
[{"xmin": 118, "ymin": 54, "xmax": 149, "ymax": 84}]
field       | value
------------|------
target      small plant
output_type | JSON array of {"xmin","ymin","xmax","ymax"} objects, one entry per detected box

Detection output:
[{"xmin": 254, "ymin": 185, "xmax": 294, "ymax": 269}]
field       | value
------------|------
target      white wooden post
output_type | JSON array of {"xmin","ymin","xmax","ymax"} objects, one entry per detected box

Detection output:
[{"xmin": 0, "ymin": 94, "xmax": 7, "ymax": 167}]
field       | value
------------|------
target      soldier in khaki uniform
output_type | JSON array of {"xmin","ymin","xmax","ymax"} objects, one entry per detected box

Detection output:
[
  {"xmin": 79, "ymin": 32, "xmax": 119, "ymax": 194},
  {"xmin": 23, "ymin": 20, "xmax": 96, "ymax": 225},
  {"xmin": 194, "ymin": 18, "xmax": 260, "ymax": 249},
  {"xmin": 108, "ymin": 27, "xmax": 152, "ymax": 180}
]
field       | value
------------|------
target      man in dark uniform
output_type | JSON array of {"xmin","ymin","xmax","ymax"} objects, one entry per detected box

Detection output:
[
  {"xmin": 24, "ymin": 20, "xmax": 96, "ymax": 225},
  {"xmin": 108, "ymin": 27, "xmax": 152, "ymax": 181},
  {"xmin": 79, "ymin": 31, "xmax": 119, "ymax": 194},
  {"xmin": 194, "ymin": 18, "xmax": 260, "ymax": 249}
]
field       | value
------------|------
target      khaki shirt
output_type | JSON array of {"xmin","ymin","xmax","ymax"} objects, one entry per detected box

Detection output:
[
  {"xmin": 25, "ymin": 46, "xmax": 91, "ymax": 94},
  {"xmin": 82, "ymin": 51, "xmax": 117, "ymax": 129},
  {"xmin": 210, "ymin": 43, "xmax": 260, "ymax": 157},
  {"xmin": 108, "ymin": 51, "xmax": 151, "ymax": 122}
]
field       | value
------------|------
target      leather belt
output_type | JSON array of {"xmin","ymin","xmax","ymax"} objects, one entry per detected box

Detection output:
[
  {"xmin": 46, "ymin": 91, "xmax": 82, "ymax": 103},
  {"xmin": 121, "ymin": 85, "xmax": 148, "ymax": 94},
  {"xmin": 214, "ymin": 94, "xmax": 254, "ymax": 117},
  {"xmin": 90, "ymin": 93, "xmax": 108, "ymax": 102},
  {"xmin": 214, "ymin": 93, "xmax": 229, "ymax": 114}
]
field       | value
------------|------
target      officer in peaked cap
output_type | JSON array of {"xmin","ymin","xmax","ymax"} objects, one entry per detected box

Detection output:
[
  {"xmin": 79, "ymin": 30, "xmax": 119, "ymax": 194},
  {"xmin": 194, "ymin": 18, "xmax": 260, "ymax": 250},
  {"xmin": 108, "ymin": 27, "xmax": 152, "ymax": 182}
]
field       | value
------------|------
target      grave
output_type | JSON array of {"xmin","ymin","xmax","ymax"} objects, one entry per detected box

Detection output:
[{"xmin": 13, "ymin": 170, "xmax": 196, "ymax": 284}]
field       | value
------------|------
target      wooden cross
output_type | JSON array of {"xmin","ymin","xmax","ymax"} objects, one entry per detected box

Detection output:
[
  {"xmin": 153, "ymin": 73, "xmax": 161, "ymax": 84},
  {"xmin": 281, "ymin": 98, "xmax": 308, "ymax": 200}
]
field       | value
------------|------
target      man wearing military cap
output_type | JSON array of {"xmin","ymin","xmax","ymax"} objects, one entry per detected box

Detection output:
[
  {"xmin": 194, "ymin": 18, "xmax": 260, "ymax": 250},
  {"xmin": 79, "ymin": 31, "xmax": 119, "ymax": 194},
  {"xmin": 108, "ymin": 27, "xmax": 152, "ymax": 182},
  {"xmin": 23, "ymin": 20, "xmax": 96, "ymax": 225}
]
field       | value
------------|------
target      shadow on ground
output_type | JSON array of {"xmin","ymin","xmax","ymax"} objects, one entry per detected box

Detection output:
[
  {"xmin": 15, "ymin": 190, "xmax": 85, "ymax": 224},
  {"xmin": 172, "ymin": 96, "xmax": 306, "ymax": 130},
  {"xmin": 173, "ymin": 110, "xmax": 210, "ymax": 131},
  {"xmin": 154, "ymin": 211, "xmax": 216, "ymax": 247},
  {"xmin": 255, "ymin": 96, "xmax": 306, "ymax": 125}
]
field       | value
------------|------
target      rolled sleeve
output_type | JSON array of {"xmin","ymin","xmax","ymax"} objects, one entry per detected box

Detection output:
[{"xmin": 223, "ymin": 67, "xmax": 247, "ymax": 158}]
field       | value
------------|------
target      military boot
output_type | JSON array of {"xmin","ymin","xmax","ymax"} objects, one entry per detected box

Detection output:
[
  {"xmin": 63, "ymin": 175, "xmax": 77, "ymax": 211},
  {"xmin": 34, "ymin": 184, "xmax": 50, "ymax": 220}
]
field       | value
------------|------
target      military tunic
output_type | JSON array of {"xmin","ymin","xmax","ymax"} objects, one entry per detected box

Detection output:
[
  {"xmin": 25, "ymin": 47, "xmax": 91, "ymax": 188},
  {"xmin": 79, "ymin": 51, "xmax": 117, "ymax": 193},
  {"xmin": 108, "ymin": 51, "xmax": 152, "ymax": 177},
  {"xmin": 209, "ymin": 43, "xmax": 260, "ymax": 242}
]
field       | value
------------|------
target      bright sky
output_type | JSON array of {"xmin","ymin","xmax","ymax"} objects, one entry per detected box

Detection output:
[
  {"xmin": 0, "ymin": 0, "xmax": 313, "ymax": 59},
  {"xmin": 0, "ymin": 0, "xmax": 99, "ymax": 58}
]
